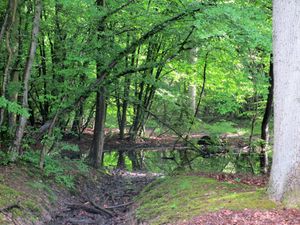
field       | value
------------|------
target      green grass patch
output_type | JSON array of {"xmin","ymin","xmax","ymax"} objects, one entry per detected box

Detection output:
[
  {"xmin": 0, "ymin": 184, "xmax": 20, "ymax": 208},
  {"xmin": 136, "ymin": 176, "xmax": 277, "ymax": 225},
  {"xmin": 0, "ymin": 183, "xmax": 42, "ymax": 221},
  {"xmin": 27, "ymin": 181, "xmax": 57, "ymax": 203},
  {"xmin": 202, "ymin": 121, "xmax": 239, "ymax": 135}
]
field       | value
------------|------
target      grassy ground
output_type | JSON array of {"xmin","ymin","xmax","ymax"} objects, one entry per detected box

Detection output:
[
  {"xmin": 0, "ymin": 173, "xmax": 44, "ymax": 224},
  {"xmin": 0, "ymin": 154, "xmax": 90, "ymax": 225},
  {"xmin": 136, "ymin": 175, "xmax": 278, "ymax": 225}
]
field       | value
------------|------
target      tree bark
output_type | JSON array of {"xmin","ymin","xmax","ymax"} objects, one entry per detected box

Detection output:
[
  {"xmin": 260, "ymin": 55, "xmax": 273, "ymax": 174},
  {"xmin": 88, "ymin": 0, "xmax": 106, "ymax": 168},
  {"xmin": 88, "ymin": 85, "xmax": 106, "ymax": 168},
  {"xmin": 269, "ymin": 0, "xmax": 300, "ymax": 205},
  {"xmin": 10, "ymin": 0, "xmax": 41, "ymax": 157},
  {"xmin": 0, "ymin": 0, "xmax": 18, "ymax": 128},
  {"xmin": 0, "ymin": 2, "xmax": 9, "ymax": 45}
]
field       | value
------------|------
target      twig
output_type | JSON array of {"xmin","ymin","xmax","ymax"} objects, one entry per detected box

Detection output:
[
  {"xmin": 105, "ymin": 201, "xmax": 134, "ymax": 210},
  {"xmin": 89, "ymin": 200, "xmax": 114, "ymax": 217}
]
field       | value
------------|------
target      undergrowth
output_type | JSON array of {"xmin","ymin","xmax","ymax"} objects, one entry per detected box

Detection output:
[{"xmin": 21, "ymin": 150, "xmax": 88, "ymax": 190}]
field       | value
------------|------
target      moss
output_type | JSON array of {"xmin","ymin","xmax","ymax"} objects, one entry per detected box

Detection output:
[
  {"xmin": 27, "ymin": 181, "xmax": 57, "ymax": 203},
  {"xmin": 0, "ymin": 183, "xmax": 42, "ymax": 222},
  {"xmin": 136, "ymin": 176, "xmax": 278, "ymax": 225},
  {"xmin": 0, "ymin": 184, "xmax": 20, "ymax": 208},
  {"xmin": 22, "ymin": 199, "xmax": 42, "ymax": 215},
  {"xmin": 11, "ymin": 208, "xmax": 23, "ymax": 217},
  {"xmin": 0, "ymin": 214, "xmax": 7, "ymax": 225}
]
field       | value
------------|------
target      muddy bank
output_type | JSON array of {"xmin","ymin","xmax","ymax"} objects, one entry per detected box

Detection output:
[
  {"xmin": 48, "ymin": 170, "xmax": 159, "ymax": 225},
  {"xmin": 0, "ymin": 163, "xmax": 158, "ymax": 225}
]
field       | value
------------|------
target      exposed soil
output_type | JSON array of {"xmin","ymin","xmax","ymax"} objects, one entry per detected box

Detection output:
[
  {"xmin": 179, "ymin": 209, "xmax": 300, "ymax": 225},
  {"xmin": 188, "ymin": 172, "xmax": 268, "ymax": 187},
  {"xmin": 47, "ymin": 170, "xmax": 159, "ymax": 225}
]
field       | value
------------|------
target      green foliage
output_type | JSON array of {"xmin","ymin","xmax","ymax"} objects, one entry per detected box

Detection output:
[
  {"xmin": 0, "ymin": 151, "xmax": 20, "ymax": 165},
  {"xmin": 21, "ymin": 151, "xmax": 87, "ymax": 189},
  {"xmin": 60, "ymin": 142, "xmax": 80, "ymax": 152},
  {"xmin": 0, "ymin": 97, "xmax": 30, "ymax": 118},
  {"xmin": 103, "ymin": 152, "xmax": 132, "ymax": 170}
]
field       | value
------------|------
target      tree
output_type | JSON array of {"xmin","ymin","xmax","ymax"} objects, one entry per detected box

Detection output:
[
  {"xmin": 269, "ymin": 0, "xmax": 300, "ymax": 204},
  {"xmin": 9, "ymin": 0, "xmax": 42, "ymax": 157},
  {"xmin": 260, "ymin": 55, "xmax": 273, "ymax": 174}
]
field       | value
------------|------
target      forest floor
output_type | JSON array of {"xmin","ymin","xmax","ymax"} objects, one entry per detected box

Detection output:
[
  {"xmin": 0, "ymin": 163, "xmax": 158, "ymax": 225},
  {"xmin": 136, "ymin": 174, "xmax": 300, "ymax": 225},
  {"xmin": 1, "ymin": 130, "xmax": 300, "ymax": 224}
]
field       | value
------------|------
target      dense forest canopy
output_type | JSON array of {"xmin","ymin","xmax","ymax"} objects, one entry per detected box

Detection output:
[{"xmin": 0, "ymin": 0, "xmax": 271, "ymax": 154}]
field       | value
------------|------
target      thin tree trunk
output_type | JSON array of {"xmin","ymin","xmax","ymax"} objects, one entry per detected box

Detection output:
[
  {"xmin": 0, "ymin": 0, "xmax": 18, "ymax": 127},
  {"xmin": 260, "ymin": 56, "xmax": 273, "ymax": 174},
  {"xmin": 88, "ymin": 86, "xmax": 106, "ymax": 168},
  {"xmin": 117, "ymin": 150, "xmax": 125, "ymax": 169},
  {"xmin": 8, "ymin": 70, "xmax": 19, "ymax": 128},
  {"xmin": 0, "ymin": 4, "xmax": 9, "ymax": 45},
  {"xmin": 39, "ymin": 112, "xmax": 58, "ymax": 169},
  {"xmin": 10, "ymin": 0, "xmax": 41, "ymax": 157},
  {"xmin": 194, "ymin": 51, "xmax": 209, "ymax": 117},
  {"xmin": 87, "ymin": 0, "xmax": 106, "ymax": 168}
]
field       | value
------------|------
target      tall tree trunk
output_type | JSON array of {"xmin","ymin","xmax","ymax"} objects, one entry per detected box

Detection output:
[
  {"xmin": 88, "ymin": 0, "xmax": 106, "ymax": 168},
  {"xmin": 8, "ymin": 11, "xmax": 23, "ymax": 129},
  {"xmin": 0, "ymin": 1, "xmax": 10, "ymax": 45},
  {"xmin": 269, "ymin": 0, "xmax": 300, "ymax": 204},
  {"xmin": 10, "ymin": 0, "xmax": 41, "ymax": 157},
  {"xmin": 260, "ymin": 56, "xmax": 273, "ymax": 174}
]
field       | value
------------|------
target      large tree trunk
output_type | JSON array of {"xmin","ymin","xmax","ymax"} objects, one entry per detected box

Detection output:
[
  {"xmin": 260, "ymin": 56, "xmax": 273, "ymax": 174},
  {"xmin": 269, "ymin": 0, "xmax": 300, "ymax": 204},
  {"xmin": 10, "ymin": 0, "xmax": 41, "ymax": 157}
]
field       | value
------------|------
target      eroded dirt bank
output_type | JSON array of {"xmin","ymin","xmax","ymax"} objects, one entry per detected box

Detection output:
[{"xmin": 47, "ymin": 170, "xmax": 158, "ymax": 225}]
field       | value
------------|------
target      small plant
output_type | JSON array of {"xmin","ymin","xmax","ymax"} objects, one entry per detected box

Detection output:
[
  {"xmin": 0, "ymin": 151, "xmax": 20, "ymax": 165},
  {"xmin": 21, "ymin": 151, "xmax": 76, "ymax": 189}
]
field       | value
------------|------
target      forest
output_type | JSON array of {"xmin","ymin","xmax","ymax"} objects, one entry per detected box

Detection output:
[{"xmin": 0, "ymin": 0, "xmax": 299, "ymax": 224}]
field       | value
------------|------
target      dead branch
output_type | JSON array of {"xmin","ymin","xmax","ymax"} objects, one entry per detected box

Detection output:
[
  {"xmin": 0, "ymin": 202, "xmax": 20, "ymax": 212},
  {"xmin": 105, "ymin": 201, "xmax": 134, "ymax": 210},
  {"xmin": 67, "ymin": 203, "xmax": 113, "ymax": 217}
]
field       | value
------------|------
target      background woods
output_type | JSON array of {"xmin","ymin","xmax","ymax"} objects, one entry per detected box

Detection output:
[{"xmin": 0, "ymin": 0, "xmax": 272, "ymax": 167}]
